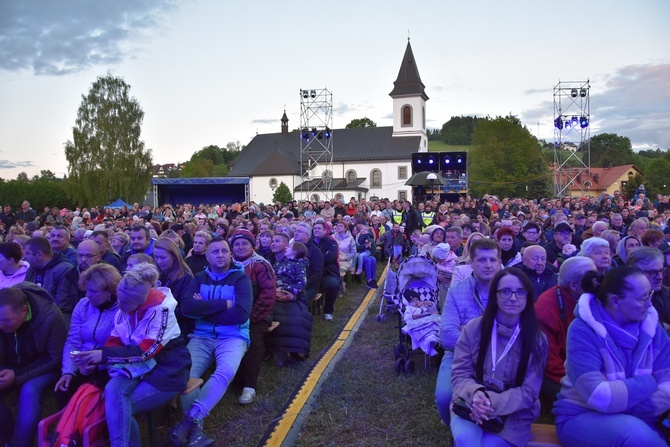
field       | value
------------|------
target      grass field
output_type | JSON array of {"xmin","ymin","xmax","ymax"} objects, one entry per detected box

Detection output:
[{"xmin": 427, "ymin": 141, "xmax": 469, "ymax": 152}]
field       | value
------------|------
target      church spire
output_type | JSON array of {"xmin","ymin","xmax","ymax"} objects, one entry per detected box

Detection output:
[
  {"xmin": 389, "ymin": 40, "xmax": 428, "ymax": 100},
  {"xmin": 281, "ymin": 108, "xmax": 289, "ymax": 134}
]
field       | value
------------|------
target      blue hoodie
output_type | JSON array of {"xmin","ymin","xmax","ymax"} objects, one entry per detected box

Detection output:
[{"xmin": 181, "ymin": 262, "xmax": 251, "ymax": 343}]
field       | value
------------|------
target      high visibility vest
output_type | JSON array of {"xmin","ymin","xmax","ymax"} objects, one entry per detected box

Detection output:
[
  {"xmin": 392, "ymin": 210, "xmax": 403, "ymax": 224},
  {"xmin": 421, "ymin": 212, "xmax": 435, "ymax": 230}
]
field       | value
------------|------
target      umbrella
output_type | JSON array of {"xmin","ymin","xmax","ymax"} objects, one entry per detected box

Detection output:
[{"xmin": 404, "ymin": 171, "xmax": 448, "ymax": 187}]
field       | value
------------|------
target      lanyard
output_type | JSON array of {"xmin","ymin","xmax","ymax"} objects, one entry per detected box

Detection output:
[
  {"xmin": 473, "ymin": 285, "xmax": 486, "ymax": 312},
  {"xmin": 491, "ymin": 320, "xmax": 520, "ymax": 378}
]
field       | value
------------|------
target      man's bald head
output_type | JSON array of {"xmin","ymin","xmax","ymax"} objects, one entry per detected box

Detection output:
[{"xmin": 523, "ymin": 245, "xmax": 547, "ymax": 275}]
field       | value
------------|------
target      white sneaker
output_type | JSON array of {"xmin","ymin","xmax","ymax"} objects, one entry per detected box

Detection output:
[
  {"xmin": 324, "ymin": 313, "xmax": 333, "ymax": 321},
  {"xmin": 238, "ymin": 387, "xmax": 256, "ymax": 405}
]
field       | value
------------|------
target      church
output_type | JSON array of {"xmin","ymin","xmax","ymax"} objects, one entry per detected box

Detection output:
[{"xmin": 227, "ymin": 40, "xmax": 429, "ymax": 204}]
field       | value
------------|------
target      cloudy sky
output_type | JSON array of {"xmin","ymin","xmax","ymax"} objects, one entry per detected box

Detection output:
[{"xmin": 1, "ymin": 0, "xmax": 668, "ymax": 179}]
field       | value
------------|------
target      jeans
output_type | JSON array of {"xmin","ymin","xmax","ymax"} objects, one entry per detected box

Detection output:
[
  {"xmin": 451, "ymin": 414, "xmax": 514, "ymax": 447},
  {"xmin": 361, "ymin": 255, "xmax": 377, "ymax": 282},
  {"xmin": 238, "ymin": 319, "xmax": 270, "ymax": 390},
  {"xmin": 321, "ymin": 275, "xmax": 340, "ymax": 315},
  {"xmin": 435, "ymin": 352, "xmax": 454, "ymax": 425},
  {"xmin": 556, "ymin": 412, "xmax": 666, "ymax": 447},
  {"xmin": 104, "ymin": 376, "xmax": 175, "ymax": 447},
  {"xmin": 355, "ymin": 251, "xmax": 371, "ymax": 271},
  {"xmin": 0, "ymin": 371, "xmax": 59, "ymax": 447},
  {"xmin": 180, "ymin": 337, "xmax": 247, "ymax": 422}
]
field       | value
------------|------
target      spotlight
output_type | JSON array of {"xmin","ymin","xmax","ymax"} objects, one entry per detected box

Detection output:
[
  {"xmin": 444, "ymin": 155, "xmax": 451, "ymax": 164},
  {"xmin": 565, "ymin": 121, "xmax": 572, "ymax": 129},
  {"xmin": 554, "ymin": 117, "xmax": 563, "ymax": 130},
  {"xmin": 580, "ymin": 116, "xmax": 589, "ymax": 128},
  {"xmin": 571, "ymin": 89, "xmax": 578, "ymax": 98},
  {"xmin": 428, "ymin": 156, "xmax": 435, "ymax": 165},
  {"xmin": 311, "ymin": 128, "xmax": 317, "ymax": 137},
  {"xmin": 580, "ymin": 89, "xmax": 587, "ymax": 98},
  {"xmin": 457, "ymin": 156, "xmax": 462, "ymax": 164},
  {"xmin": 324, "ymin": 127, "xmax": 331, "ymax": 138},
  {"xmin": 417, "ymin": 159, "xmax": 422, "ymax": 164},
  {"xmin": 302, "ymin": 90, "xmax": 308, "ymax": 99},
  {"xmin": 572, "ymin": 116, "xmax": 578, "ymax": 124},
  {"xmin": 310, "ymin": 90, "xmax": 316, "ymax": 99},
  {"xmin": 317, "ymin": 130, "xmax": 323, "ymax": 139}
]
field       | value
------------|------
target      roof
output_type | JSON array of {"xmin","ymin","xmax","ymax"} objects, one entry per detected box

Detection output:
[
  {"xmin": 551, "ymin": 164, "xmax": 640, "ymax": 191},
  {"xmin": 389, "ymin": 40, "xmax": 428, "ymax": 100},
  {"xmin": 227, "ymin": 126, "xmax": 420, "ymax": 177},
  {"xmin": 294, "ymin": 178, "xmax": 368, "ymax": 192},
  {"xmin": 151, "ymin": 177, "xmax": 249, "ymax": 185}
]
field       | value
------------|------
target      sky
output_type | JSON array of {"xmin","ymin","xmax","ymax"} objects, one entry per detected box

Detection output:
[{"xmin": 1, "ymin": 0, "xmax": 669, "ymax": 180}]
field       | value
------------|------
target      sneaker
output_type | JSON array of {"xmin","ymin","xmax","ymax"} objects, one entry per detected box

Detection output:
[
  {"xmin": 186, "ymin": 425, "xmax": 214, "ymax": 447},
  {"xmin": 324, "ymin": 313, "xmax": 333, "ymax": 321},
  {"xmin": 367, "ymin": 279, "xmax": 379, "ymax": 289},
  {"xmin": 169, "ymin": 414, "xmax": 197, "ymax": 447},
  {"xmin": 238, "ymin": 387, "xmax": 256, "ymax": 405}
]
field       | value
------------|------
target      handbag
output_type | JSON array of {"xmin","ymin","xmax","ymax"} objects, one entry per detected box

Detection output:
[{"xmin": 452, "ymin": 398, "xmax": 505, "ymax": 433}]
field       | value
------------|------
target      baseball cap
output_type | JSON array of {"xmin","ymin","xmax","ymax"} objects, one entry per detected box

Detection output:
[{"xmin": 554, "ymin": 222, "xmax": 574, "ymax": 233}]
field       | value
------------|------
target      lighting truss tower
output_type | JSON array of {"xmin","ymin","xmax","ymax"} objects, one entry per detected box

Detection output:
[
  {"xmin": 553, "ymin": 80, "xmax": 591, "ymax": 197},
  {"xmin": 299, "ymin": 88, "xmax": 334, "ymax": 201}
]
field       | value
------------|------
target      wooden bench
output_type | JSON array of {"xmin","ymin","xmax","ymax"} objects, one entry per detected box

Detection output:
[{"xmin": 527, "ymin": 423, "xmax": 562, "ymax": 447}]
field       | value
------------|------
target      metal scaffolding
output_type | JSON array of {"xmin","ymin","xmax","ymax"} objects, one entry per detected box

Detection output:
[
  {"xmin": 553, "ymin": 80, "xmax": 591, "ymax": 197},
  {"xmin": 298, "ymin": 88, "xmax": 334, "ymax": 202}
]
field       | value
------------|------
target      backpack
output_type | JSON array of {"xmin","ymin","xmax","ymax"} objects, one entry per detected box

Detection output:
[{"xmin": 53, "ymin": 383, "xmax": 106, "ymax": 447}]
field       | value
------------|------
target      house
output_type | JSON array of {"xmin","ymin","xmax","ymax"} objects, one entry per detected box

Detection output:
[
  {"xmin": 151, "ymin": 163, "xmax": 181, "ymax": 178},
  {"xmin": 552, "ymin": 164, "xmax": 642, "ymax": 197},
  {"xmin": 227, "ymin": 40, "xmax": 428, "ymax": 204}
]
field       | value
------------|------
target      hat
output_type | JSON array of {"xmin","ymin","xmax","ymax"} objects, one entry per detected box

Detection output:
[
  {"xmin": 84, "ymin": 230, "xmax": 93, "ymax": 238},
  {"xmin": 575, "ymin": 214, "xmax": 586, "ymax": 220},
  {"xmin": 554, "ymin": 222, "xmax": 574, "ymax": 233},
  {"xmin": 503, "ymin": 212, "xmax": 511, "ymax": 218},
  {"xmin": 117, "ymin": 276, "xmax": 152, "ymax": 307},
  {"xmin": 658, "ymin": 242, "xmax": 670, "ymax": 254},
  {"xmin": 517, "ymin": 211, "xmax": 525, "ymax": 217},
  {"xmin": 343, "ymin": 215, "xmax": 351, "ymax": 220},
  {"xmin": 230, "ymin": 228, "xmax": 255, "ymax": 246},
  {"xmin": 432, "ymin": 243, "xmax": 451, "ymax": 261}
]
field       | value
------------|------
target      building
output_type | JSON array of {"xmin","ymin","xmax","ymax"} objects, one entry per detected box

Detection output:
[
  {"xmin": 551, "ymin": 164, "xmax": 642, "ymax": 197},
  {"xmin": 227, "ymin": 40, "xmax": 428, "ymax": 204}
]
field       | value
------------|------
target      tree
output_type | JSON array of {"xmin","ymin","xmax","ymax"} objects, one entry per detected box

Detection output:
[
  {"xmin": 440, "ymin": 116, "xmax": 481, "ymax": 145},
  {"xmin": 64, "ymin": 73, "xmax": 153, "ymax": 205},
  {"xmin": 468, "ymin": 116, "xmax": 551, "ymax": 199},
  {"xmin": 589, "ymin": 133, "xmax": 635, "ymax": 168},
  {"xmin": 178, "ymin": 144, "xmax": 240, "ymax": 178},
  {"xmin": 16, "ymin": 172, "xmax": 29, "ymax": 182},
  {"xmin": 272, "ymin": 182, "xmax": 293, "ymax": 205},
  {"xmin": 345, "ymin": 117, "xmax": 377, "ymax": 129}
]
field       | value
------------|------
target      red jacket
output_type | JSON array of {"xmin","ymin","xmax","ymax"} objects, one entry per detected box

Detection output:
[{"xmin": 534, "ymin": 285, "xmax": 578, "ymax": 384}]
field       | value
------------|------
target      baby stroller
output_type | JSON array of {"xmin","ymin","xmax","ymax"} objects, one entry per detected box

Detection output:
[
  {"xmin": 391, "ymin": 253, "xmax": 440, "ymax": 375},
  {"xmin": 376, "ymin": 257, "xmax": 399, "ymax": 322}
]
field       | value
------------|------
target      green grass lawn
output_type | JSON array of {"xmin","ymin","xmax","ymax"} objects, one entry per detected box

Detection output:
[{"xmin": 427, "ymin": 141, "xmax": 470, "ymax": 152}]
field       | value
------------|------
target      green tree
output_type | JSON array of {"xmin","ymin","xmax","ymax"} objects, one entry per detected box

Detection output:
[
  {"xmin": 178, "ymin": 144, "xmax": 240, "ymax": 178},
  {"xmin": 589, "ymin": 133, "xmax": 635, "ymax": 168},
  {"xmin": 639, "ymin": 158, "xmax": 670, "ymax": 196},
  {"xmin": 180, "ymin": 159, "xmax": 215, "ymax": 178},
  {"xmin": 468, "ymin": 116, "xmax": 551, "ymax": 199},
  {"xmin": 272, "ymin": 182, "xmax": 293, "ymax": 204},
  {"xmin": 441, "ymin": 116, "xmax": 481, "ymax": 145},
  {"xmin": 345, "ymin": 117, "xmax": 377, "ymax": 129},
  {"xmin": 16, "ymin": 172, "xmax": 29, "ymax": 182},
  {"xmin": 64, "ymin": 73, "xmax": 153, "ymax": 206}
]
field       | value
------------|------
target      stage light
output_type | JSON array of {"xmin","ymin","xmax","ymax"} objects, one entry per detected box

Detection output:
[
  {"xmin": 554, "ymin": 117, "xmax": 563, "ymax": 129},
  {"xmin": 457, "ymin": 156, "xmax": 462, "ymax": 164},
  {"xmin": 580, "ymin": 89, "xmax": 587, "ymax": 98},
  {"xmin": 417, "ymin": 158, "xmax": 422, "ymax": 164},
  {"xmin": 311, "ymin": 128, "xmax": 317, "ymax": 137},
  {"xmin": 428, "ymin": 156, "xmax": 435, "ymax": 165},
  {"xmin": 565, "ymin": 121, "xmax": 572, "ymax": 129},
  {"xmin": 571, "ymin": 89, "xmax": 578, "ymax": 98},
  {"xmin": 572, "ymin": 116, "xmax": 578, "ymax": 124},
  {"xmin": 444, "ymin": 155, "xmax": 451, "ymax": 164},
  {"xmin": 310, "ymin": 90, "xmax": 316, "ymax": 98},
  {"xmin": 580, "ymin": 116, "xmax": 589, "ymax": 128},
  {"xmin": 324, "ymin": 127, "xmax": 331, "ymax": 138},
  {"xmin": 302, "ymin": 90, "xmax": 308, "ymax": 99}
]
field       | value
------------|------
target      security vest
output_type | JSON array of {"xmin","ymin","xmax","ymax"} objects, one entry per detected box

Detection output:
[
  {"xmin": 392, "ymin": 209, "xmax": 403, "ymax": 224},
  {"xmin": 421, "ymin": 212, "xmax": 435, "ymax": 230}
]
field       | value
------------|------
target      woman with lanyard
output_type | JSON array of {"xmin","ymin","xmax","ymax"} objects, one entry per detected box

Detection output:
[{"xmin": 450, "ymin": 268, "xmax": 547, "ymax": 447}]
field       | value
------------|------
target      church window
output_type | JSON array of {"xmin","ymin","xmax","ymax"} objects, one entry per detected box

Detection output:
[
  {"xmin": 371, "ymin": 169, "xmax": 382, "ymax": 189},
  {"xmin": 398, "ymin": 166, "xmax": 408, "ymax": 180},
  {"xmin": 346, "ymin": 170, "xmax": 357, "ymax": 183},
  {"xmin": 269, "ymin": 178, "xmax": 278, "ymax": 189},
  {"xmin": 398, "ymin": 190, "xmax": 407, "ymax": 201},
  {"xmin": 311, "ymin": 193, "xmax": 320, "ymax": 202},
  {"xmin": 402, "ymin": 105, "xmax": 412, "ymax": 127}
]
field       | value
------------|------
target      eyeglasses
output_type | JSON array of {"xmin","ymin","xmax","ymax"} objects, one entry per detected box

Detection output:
[
  {"xmin": 641, "ymin": 268, "xmax": 666, "ymax": 278},
  {"xmin": 497, "ymin": 288, "xmax": 529, "ymax": 300},
  {"xmin": 621, "ymin": 291, "xmax": 654, "ymax": 304},
  {"xmin": 77, "ymin": 253, "xmax": 97, "ymax": 260}
]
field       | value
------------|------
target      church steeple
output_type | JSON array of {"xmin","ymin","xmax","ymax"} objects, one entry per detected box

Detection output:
[
  {"xmin": 389, "ymin": 39, "xmax": 429, "ymax": 101},
  {"xmin": 281, "ymin": 109, "xmax": 289, "ymax": 134},
  {"xmin": 390, "ymin": 39, "xmax": 428, "ymax": 152}
]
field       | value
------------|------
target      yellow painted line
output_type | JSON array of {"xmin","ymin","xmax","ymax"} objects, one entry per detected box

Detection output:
[{"xmin": 263, "ymin": 267, "xmax": 388, "ymax": 447}]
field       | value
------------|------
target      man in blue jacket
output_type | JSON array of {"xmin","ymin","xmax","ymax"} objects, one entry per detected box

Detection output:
[{"xmin": 169, "ymin": 237, "xmax": 252, "ymax": 447}]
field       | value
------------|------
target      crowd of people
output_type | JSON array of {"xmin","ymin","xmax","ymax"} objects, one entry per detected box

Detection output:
[{"xmin": 1, "ymin": 187, "xmax": 670, "ymax": 446}]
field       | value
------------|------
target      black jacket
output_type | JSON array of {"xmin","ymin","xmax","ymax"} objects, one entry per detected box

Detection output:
[
  {"xmin": 0, "ymin": 282, "xmax": 67, "ymax": 386},
  {"xmin": 303, "ymin": 239, "xmax": 324, "ymax": 301},
  {"xmin": 314, "ymin": 236, "xmax": 340, "ymax": 280},
  {"xmin": 520, "ymin": 264, "xmax": 558, "ymax": 302}
]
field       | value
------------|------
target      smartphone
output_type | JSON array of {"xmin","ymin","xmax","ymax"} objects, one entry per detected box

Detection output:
[{"xmin": 70, "ymin": 351, "xmax": 81, "ymax": 356}]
